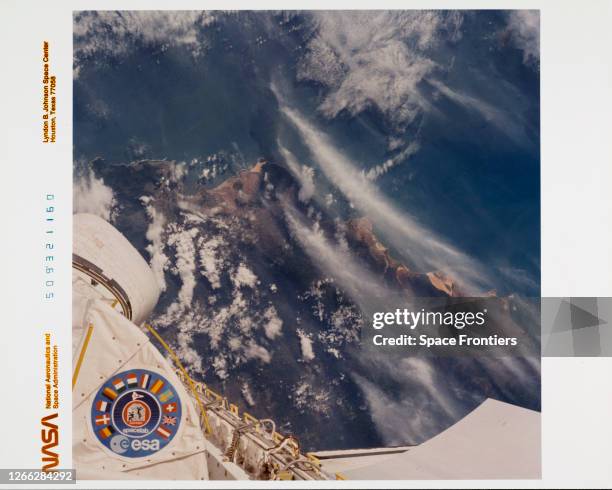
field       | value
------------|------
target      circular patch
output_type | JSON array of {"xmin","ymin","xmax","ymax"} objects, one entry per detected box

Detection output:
[{"xmin": 91, "ymin": 369, "xmax": 182, "ymax": 458}]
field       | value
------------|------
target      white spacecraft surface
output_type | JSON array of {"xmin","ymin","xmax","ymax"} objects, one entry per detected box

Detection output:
[{"xmin": 72, "ymin": 213, "xmax": 540, "ymax": 481}]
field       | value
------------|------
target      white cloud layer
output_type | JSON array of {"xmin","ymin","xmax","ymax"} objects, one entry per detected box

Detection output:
[
  {"xmin": 297, "ymin": 11, "xmax": 463, "ymax": 133},
  {"xmin": 143, "ymin": 208, "xmax": 285, "ymax": 380},
  {"xmin": 198, "ymin": 237, "xmax": 223, "ymax": 289},
  {"xmin": 363, "ymin": 141, "xmax": 420, "ymax": 181},
  {"xmin": 73, "ymin": 11, "xmax": 218, "ymax": 76},
  {"xmin": 279, "ymin": 143, "xmax": 316, "ymax": 202},
  {"xmin": 351, "ymin": 365, "xmax": 458, "ymax": 445},
  {"xmin": 284, "ymin": 205, "xmax": 399, "ymax": 312},
  {"xmin": 297, "ymin": 329, "xmax": 315, "ymax": 361},
  {"xmin": 279, "ymin": 104, "xmax": 489, "ymax": 292},
  {"xmin": 73, "ymin": 169, "xmax": 116, "ymax": 221},
  {"xmin": 166, "ymin": 225, "xmax": 199, "ymax": 315},
  {"xmin": 429, "ymin": 79, "xmax": 526, "ymax": 144},
  {"xmin": 141, "ymin": 198, "xmax": 169, "ymax": 292},
  {"xmin": 507, "ymin": 11, "xmax": 540, "ymax": 65}
]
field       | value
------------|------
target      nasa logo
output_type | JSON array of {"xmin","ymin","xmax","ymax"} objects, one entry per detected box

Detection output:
[{"xmin": 91, "ymin": 369, "xmax": 182, "ymax": 458}]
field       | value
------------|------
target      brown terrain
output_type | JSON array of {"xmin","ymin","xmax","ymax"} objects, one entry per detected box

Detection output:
[{"xmin": 190, "ymin": 159, "xmax": 463, "ymax": 298}]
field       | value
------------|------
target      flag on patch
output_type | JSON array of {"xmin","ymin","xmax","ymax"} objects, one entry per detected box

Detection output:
[
  {"xmin": 163, "ymin": 403, "xmax": 176, "ymax": 413},
  {"xmin": 95, "ymin": 414, "xmax": 111, "ymax": 426},
  {"xmin": 96, "ymin": 400, "xmax": 109, "ymax": 412},
  {"xmin": 139, "ymin": 373, "xmax": 150, "ymax": 389},
  {"xmin": 126, "ymin": 373, "xmax": 138, "ymax": 387},
  {"xmin": 156, "ymin": 425, "xmax": 171, "ymax": 439},
  {"xmin": 98, "ymin": 426, "xmax": 114, "ymax": 439},
  {"xmin": 162, "ymin": 415, "xmax": 177, "ymax": 426},
  {"xmin": 102, "ymin": 387, "xmax": 117, "ymax": 401},
  {"xmin": 112, "ymin": 378, "xmax": 126, "ymax": 392},
  {"xmin": 150, "ymin": 379, "xmax": 164, "ymax": 394},
  {"xmin": 159, "ymin": 389, "xmax": 175, "ymax": 403}
]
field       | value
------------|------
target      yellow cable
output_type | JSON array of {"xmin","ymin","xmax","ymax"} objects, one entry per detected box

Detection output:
[
  {"xmin": 144, "ymin": 323, "xmax": 212, "ymax": 435},
  {"xmin": 72, "ymin": 323, "xmax": 94, "ymax": 390}
]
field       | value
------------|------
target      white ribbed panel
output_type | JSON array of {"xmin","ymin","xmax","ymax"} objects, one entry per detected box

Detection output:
[{"xmin": 73, "ymin": 213, "xmax": 160, "ymax": 325}]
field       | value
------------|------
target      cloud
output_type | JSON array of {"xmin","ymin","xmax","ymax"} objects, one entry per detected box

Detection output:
[
  {"xmin": 297, "ymin": 329, "xmax": 315, "ymax": 361},
  {"xmin": 284, "ymin": 205, "xmax": 400, "ymax": 312},
  {"xmin": 176, "ymin": 329, "xmax": 203, "ymax": 373},
  {"xmin": 198, "ymin": 237, "xmax": 224, "ymax": 289},
  {"xmin": 166, "ymin": 225, "xmax": 199, "ymax": 314},
  {"xmin": 263, "ymin": 306, "xmax": 283, "ymax": 340},
  {"xmin": 279, "ymin": 103, "xmax": 489, "ymax": 292},
  {"xmin": 241, "ymin": 382, "xmax": 256, "ymax": 406},
  {"xmin": 363, "ymin": 141, "xmax": 420, "ymax": 181},
  {"xmin": 279, "ymin": 143, "xmax": 316, "ymax": 202},
  {"xmin": 292, "ymin": 378, "xmax": 332, "ymax": 415},
  {"xmin": 352, "ymin": 330, "xmax": 539, "ymax": 445},
  {"xmin": 297, "ymin": 11, "xmax": 463, "ymax": 133},
  {"xmin": 231, "ymin": 263, "xmax": 258, "ymax": 289},
  {"xmin": 352, "ymin": 367, "xmax": 456, "ymax": 445},
  {"xmin": 73, "ymin": 11, "xmax": 218, "ymax": 76},
  {"xmin": 141, "ymin": 198, "xmax": 169, "ymax": 292},
  {"xmin": 507, "ymin": 11, "xmax": 540, "ymax": 66},
  {"xmin": 73, "ymin": 169, "xmax": 116, "ymax": 221},
  {"xmin": 399, "ymin": 358, "xmax": 457, "ymax": 417},
  {"xmin": 295, "ymin": 11, "xmax": 536, "ymax": 149},
  {"xmin": 146, "ymin": 209, "xmax": 288, "ymax": 380},
  {"xmin": 244, "ymin": 341, "xmax": 272, "ymax": 363},
  {"xmin": 429, "ymin": 79, "xmax": 526, "ymax": 144},
  {"xmin": 497, "ymin": 266, "xmax": 539, "ymax": 293}
]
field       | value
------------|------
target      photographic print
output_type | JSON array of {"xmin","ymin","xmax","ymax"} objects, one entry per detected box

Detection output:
[{"xmin": 71, "ymin": 10, "xmax": 541, "ymax": 480}]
